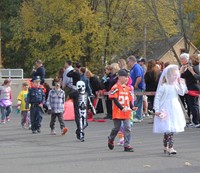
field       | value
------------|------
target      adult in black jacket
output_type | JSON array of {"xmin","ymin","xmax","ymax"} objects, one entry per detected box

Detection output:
[
  {"xmin": 144, "ymin": 59, "xmax": 161, "ymax": 111},
  {"xmin": 32, "ymin": 59, "xmax": 45, "ymax": 85},
  {"xmin": 180, "ymin": 54, "xmax": 200, "ymax": 128},
  {"xmin": 67, "ymin": 62, "xmax": 81, "ymax": 87},
  {"xmin": 85, "ymin": 70, "xmax": 102, "ymax": 96}
]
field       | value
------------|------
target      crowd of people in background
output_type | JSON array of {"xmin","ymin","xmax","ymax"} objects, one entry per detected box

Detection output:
[
  {"xmin": 0, "ymin": 53, "xmax": 199, "ymax": 152},
  {"xmin": 0, "ymin": 54, "xmax": 199, "ymax": 126},
  {"xmin": 54, "ymin": 54, "xmax": 199, "ymax": 128}
]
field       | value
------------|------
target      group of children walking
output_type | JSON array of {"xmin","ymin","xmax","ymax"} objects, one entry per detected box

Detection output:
[
  {"xmin": 0, "ymin": 76, "xmax": 68, "ymax": 136},
  {"xmin": 0, "ymin": 64, "xmax": 188, "ymax": 155}
]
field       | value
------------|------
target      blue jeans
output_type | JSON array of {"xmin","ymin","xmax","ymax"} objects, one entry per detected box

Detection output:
[
  {"xmin": 1, "ymin": 105, "xmax": 12, "ymax": 121},
  {"xmin": 30, "ymin": 106, "xmax": 43, "ymax": 131},
  {"xmin": 134, "ymin": 88, "xmax": 143, "ymax": 120}
]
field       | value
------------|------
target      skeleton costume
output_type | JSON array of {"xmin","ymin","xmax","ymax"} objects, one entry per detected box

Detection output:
[{"xmin": 69, "ymin": 81, "xmax": 96, "ymax": 142}]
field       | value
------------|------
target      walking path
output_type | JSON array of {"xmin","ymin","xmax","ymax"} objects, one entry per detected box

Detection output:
[{"xmin": 0, "ymin": 111, "xmax": 199, "ymax": 173}]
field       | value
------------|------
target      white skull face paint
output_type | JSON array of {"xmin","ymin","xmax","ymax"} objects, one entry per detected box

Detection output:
[{"xmin": 76, "ymin": 81, "xmax": 86, "ymax": 94}]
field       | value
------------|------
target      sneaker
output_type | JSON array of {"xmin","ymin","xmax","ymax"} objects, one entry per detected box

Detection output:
[
  {"xmin": 186, "ymin": 122, "xmax": 195, "ymax": 128},
  {"xmin": 167, "ymin": 148, "xmax": 177, "ymax": 155},
  {"xmin": 117, "ymin": 142, "xmax": 123, "ymax": 146},
  {"xmin": 108, "ymin": 139, "xmax": 114, "ymax": 150},
  {"xmin": 32, "ymin": 130, "xmax": 37, "ymax": 134},
  {"xmin": 124, "ymin": 146, "xmax": 134, "ymax": 152},
  {"xmin": 28, "ymin": 125, "xmax": 32, "ymax": 130},
  {"xmin": 61, "ymin": 127, "xmax": 68, "ymax": 135},
  {"xmin": 76, "ymin": 134, "xmax": 80, "ymax": 140},
  {"xmin": 117, "ymin": 137, "xmax": 124, "ymax": 146},
  {"xmin": 50, "ymin": 129, "xmax": 56, "ymax": 135},
  {"xmin": 187, "ymin": 122, "xmax": 200, "ymax": 128},
  {"xmin": 6, "ymin": 117, "xmax": 10, "ymax": 122},
  {"xmin": 143, "ymin": 113, "xmax": 150, "ymax": 118},
  {"xmin": 117, "ymin": 141, "xmax": 124, "ymax": 146},
  {"xmin": 80, "ymin": 137, "xmax": 85, "ymax": 142},
  {"xmin": 37, "ymin": 129, "xmax": 41, "ymax": 133},
  {"xmin": 148, "ymin": 110, "xmax": 154, "ymax": 115},
  {"xmin": 195, "ymin": 124, "xmax": 200, "ymax": 128},
  {"xmin": 1, "ymin": 120, "xmax": 6, "ymax": 124},
  {"xmin": 133, "ymin": 118, "xmax": 142, "ymax": 123}
]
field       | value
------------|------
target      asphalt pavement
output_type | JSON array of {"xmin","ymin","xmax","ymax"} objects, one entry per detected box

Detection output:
[{"xmin": 0, "ymin": 110, "xmax": 200, "ymax": 173}]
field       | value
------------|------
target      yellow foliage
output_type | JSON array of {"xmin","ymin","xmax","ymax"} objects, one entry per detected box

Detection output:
[{"xmin": 7, "ymin": 0, "xmax": 199, "ymax": 77}]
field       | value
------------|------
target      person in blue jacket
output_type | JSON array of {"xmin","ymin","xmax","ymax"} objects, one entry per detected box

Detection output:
[{"xmin": 26, "ymin": 76, "xmax": 45, "ymax": 134}]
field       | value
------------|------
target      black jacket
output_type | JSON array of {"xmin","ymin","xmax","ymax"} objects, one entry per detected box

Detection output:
[{"xmin": 32, "ymin": 66, "xmax": 45, "ymax": 84}]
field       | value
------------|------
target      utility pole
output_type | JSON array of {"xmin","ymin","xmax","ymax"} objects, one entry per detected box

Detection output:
[
  {"xmin": 143, "ymin": 24, "xmax": 147, "ymax": 59},
  {"xmin": 0, "ymin": 21, "xmax": 3, "ymax": 68}
]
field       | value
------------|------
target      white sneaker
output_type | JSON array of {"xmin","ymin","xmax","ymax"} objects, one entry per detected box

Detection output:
[
  {"xmin": 187, "ymin": 123, "xmax": 195, "ymax": 128},
  {"xmin": 167, "ymin": 148, "xmax": 177, "ymax": 155},
  {"xmin": 50, "ymin": 129, "xmax": 56, "ymax": 135},
  {"xmin": 195, "ymin": 124, "xmax": 200, "ymax": 128},
  {"xmin": 143, "ymin": 113, "xmax": 150, "ymax": 118},
  {"xmin": 133, "ymin": 118, "xmax": 142, "ymax": 123},
  {"xmin": 117, "ymin": 137, "xmax": 124, "ymax": 146},
  {"xmin": 1, "ymin": 120, "xmax": 6, "ymax": 124}
]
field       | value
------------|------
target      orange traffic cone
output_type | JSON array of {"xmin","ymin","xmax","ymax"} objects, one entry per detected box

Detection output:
[{"xmin": 63, "ymin": 99, "xmax": 75, "ymax": 121}]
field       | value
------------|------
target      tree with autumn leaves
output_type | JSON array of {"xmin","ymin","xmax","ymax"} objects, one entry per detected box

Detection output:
[
  {"xmin": 2, "ymin": 0, "xmax": 200, "ymax": 77},
  {"xmin": 7, "ymin": 0, "xmax": 103, "ymax": 77}
]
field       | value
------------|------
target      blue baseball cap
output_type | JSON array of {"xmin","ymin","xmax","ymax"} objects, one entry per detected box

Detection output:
[{"xmin": 32, "ymin": 76, "xmax": 41, "ymax": 82}]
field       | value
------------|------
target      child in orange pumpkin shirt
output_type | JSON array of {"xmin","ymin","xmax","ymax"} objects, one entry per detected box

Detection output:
[{"xmin": 107, "ymin": 69, "xmax": 135, "ymax": 152}]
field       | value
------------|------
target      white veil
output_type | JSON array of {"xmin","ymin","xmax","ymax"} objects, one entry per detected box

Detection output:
[{"xmin": 157, "ymin": 64, "xmax": 180, "ymax": 90}]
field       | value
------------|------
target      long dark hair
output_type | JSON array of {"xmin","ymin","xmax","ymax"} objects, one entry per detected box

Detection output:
[{"xmin": 147, "ymin": 59, "xmax": 160, "ymax": 81}]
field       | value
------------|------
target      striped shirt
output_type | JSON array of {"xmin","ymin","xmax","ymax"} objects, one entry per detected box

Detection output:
[{"xmin": 46, "ymin": 89, "xmax": 65, "ymax": 113}]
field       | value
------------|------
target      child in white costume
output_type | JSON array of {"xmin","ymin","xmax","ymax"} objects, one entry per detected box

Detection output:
[{"xmin": 153, "ymin": 65, "xmax": 188, "ymax": 155}]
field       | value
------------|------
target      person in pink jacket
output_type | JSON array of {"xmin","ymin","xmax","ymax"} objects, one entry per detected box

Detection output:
[{"xmin": 0, "ymin": 79, "xmax": 12, "ymax": 124}]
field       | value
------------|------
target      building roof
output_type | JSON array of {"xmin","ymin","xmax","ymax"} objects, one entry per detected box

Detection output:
[{"xmin": 133, "ymin": 35, "xmax": 183, "ymax": 60}]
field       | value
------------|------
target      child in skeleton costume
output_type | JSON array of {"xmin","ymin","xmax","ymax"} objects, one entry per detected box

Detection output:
[{"xmin": 69, "ymin": 81, "xmax": 96, "ymax": 142}]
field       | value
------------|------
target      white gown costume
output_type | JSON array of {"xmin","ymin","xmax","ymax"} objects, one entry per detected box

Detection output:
[{"xmin": 153, "ymin": 65, "xmax": 188, "ymax": 133}]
